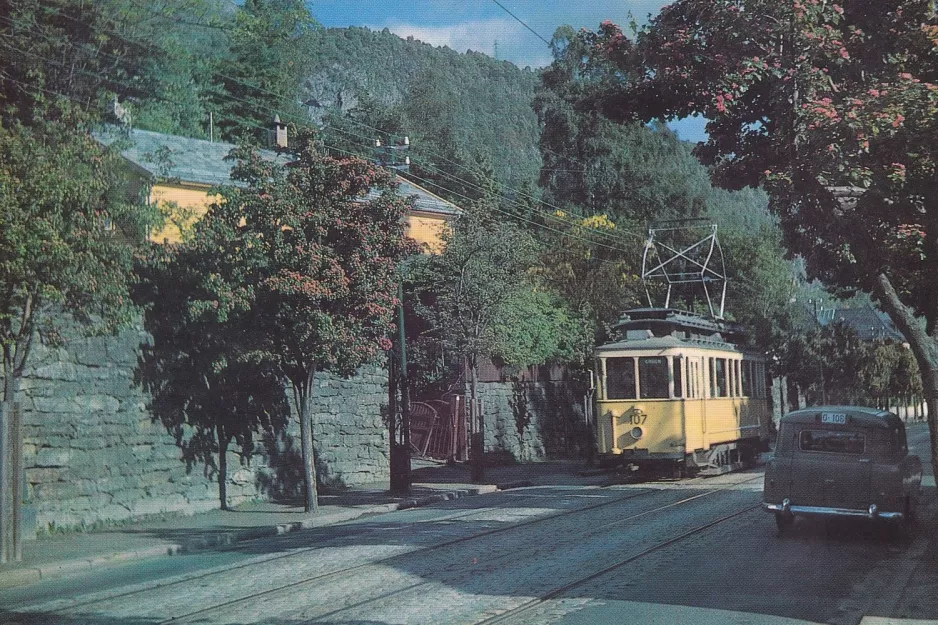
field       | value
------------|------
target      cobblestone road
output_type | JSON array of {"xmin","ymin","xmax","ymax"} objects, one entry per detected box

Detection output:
[{"xmin": 2, "ymin": 425, "xmax": 933, "ymax": 625}]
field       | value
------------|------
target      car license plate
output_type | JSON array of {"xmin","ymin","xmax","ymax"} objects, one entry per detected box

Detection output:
[{"xmin": 821, "ymin": 412, "xmax": 847, "ymax": 424}]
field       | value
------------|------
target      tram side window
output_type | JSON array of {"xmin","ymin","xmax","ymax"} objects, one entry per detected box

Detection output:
[
  {"xmin": 741, "ymin": 361, "xmax": 752, "ymax": 397},
  {"xmin": 733, "ymin": 360, "xmax": 741, "ymax": 396},
  {"xmin": 594, "ymin": 359, "xmax": 604, "ymax": 399},
  {"xmin": 639, "ymin": 356, "xmax": 670, "ymax": 399},
  {"xmin": 714, "ymin": 358, "xmax": 728, "ymax": 397},
  {"xmin": 688, "ymin": 360, "xmax": 696, "ymax": 398},
  {"xmin": 606, "ymin": 357, "xmax": 636, "ymax": 399},
  {"xmin": 694, "ymin": 360, "xmax": 702, "ymax": 398},
  {"xmin": 708, "ymin": 358, "xmax": 715, "ymax": 398},
  {"xmin": 672, "ymin": 356, "xmax": 683, "ymax": 398},
  {"xmin": 689, "ymin": 359, "xmax": 699, "ymax": 398}
]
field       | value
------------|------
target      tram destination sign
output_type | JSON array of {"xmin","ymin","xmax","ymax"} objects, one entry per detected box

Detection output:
[{"xmin": 821, "ymin": 412, "xmax": 847, "ymax": 425}]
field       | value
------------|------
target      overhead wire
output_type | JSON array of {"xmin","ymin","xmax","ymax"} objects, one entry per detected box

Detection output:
[
  {"xmin": 3, "ymin": 4, "xmax": 658, "ymax": 251},
  {"xmin": 0, "ymin": 61, "xmax": 640, "ymax": 271},
  {"xmin": 14, "ymin": 0, "xmax": 763, "ymax": 263},
  {"xmin": 490, "ymin": 0, "xmax": 552, "ymax": 46},
  {"xmin": 1, "ymin": 9, "xmax": 780, "ymax": 296},
  {"xmin": 320, "ymin": 122, "xmax": 643, "ymax": 251},
  {"xmin": 0, "ymin": 13, "xmax": 645, "ymax": 257},
  {"xmin": 319, "ymin": 131, "xmax": 642, "ymax": 260}
]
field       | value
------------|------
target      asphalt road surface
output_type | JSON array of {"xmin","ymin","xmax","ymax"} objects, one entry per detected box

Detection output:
[{"xmin": 1, "ymin": 423, "xmax": 932, "ymax": 625}]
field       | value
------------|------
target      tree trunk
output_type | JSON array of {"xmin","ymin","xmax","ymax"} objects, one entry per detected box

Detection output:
[
  {"xmin": 295, "ymin": 370, "xmax": 319, "ymax": 513},
  {"xmin": 873, "ymin": 273, "xmax": 938, "ymax": 481},
  {"xmin": 1, "ymin": 355, "xmax": 19, "ymax": 563},
  {"xmin": 217, "ymin": 426, "xmax": 230, "ymax": 511},
  {"xmin": 469, "ymin": 357, "xmax": 484, "ymax": 483}
]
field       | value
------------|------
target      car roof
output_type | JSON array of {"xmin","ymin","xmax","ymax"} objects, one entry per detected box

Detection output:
[{"xmin": 781, "ymin": 405, "xmax": 902, "ymax": 429}]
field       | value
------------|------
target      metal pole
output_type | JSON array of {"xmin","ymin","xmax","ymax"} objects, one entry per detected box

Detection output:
[
  {"xmin": 12, "ymin": 402, "xmax": 22, "ymax": 561},
  {"xmin": 398, "ymin": 282, "xmax": 411, "ymax": 490},
  {"xmin": 0, "ymin": 400, "xmax": 10, "ymax": 563}
]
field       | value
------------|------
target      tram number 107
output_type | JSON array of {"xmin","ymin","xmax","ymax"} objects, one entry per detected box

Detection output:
[{"xmin": 627, "ymin": 411, "xmax": 647, "ymax": 425}]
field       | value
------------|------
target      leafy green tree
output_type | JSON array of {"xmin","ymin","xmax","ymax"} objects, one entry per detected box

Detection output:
[
  {"xmin": 715, "ymin": 194, "xmax": 803, "ymax": 352},
  {"xmin": 534, "ymin": 26, "xmax": 711, "ymax": 225},
  {"xmin": 183, "ymin": 130, "xmax": 415, "ymax": 512},
  {"xmin": 0, "ymin": 0, "xmax": 156, "ymax": 122},
  {"xmin": 535, "ymin": 24, "xmax": 799, "ymax": 349},
  {"xmin": 572, "ymin": 2, "xmax": 938, "ymax": 475},
  {"xmin": 416, "ymin": 189, "xmax": 581, "ymax": 479},
  {"xmin": 208, "ymin": 0, "xmax": 317, "ymax": 142},
  {"xmin": 133, "ymin": 244, "xmax": 290, "ymax": 511},
  {"xmin": 0, "ymin": 115, "xmax": 139, "ymax": 559},
  {"xmin": 534, "ymin": 211, "xmax": 644, "ymax": 343},
  {"xmin": 128, "ymin": 2, "xmax": 228, "ymax": 139}
]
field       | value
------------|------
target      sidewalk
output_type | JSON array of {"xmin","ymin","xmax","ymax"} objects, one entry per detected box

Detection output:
[{"xmin": 0, "ymin": 459, "xmax": 606, "ymax": 589}]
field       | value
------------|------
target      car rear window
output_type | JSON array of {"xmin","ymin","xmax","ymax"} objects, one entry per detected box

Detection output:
[{"xmin": 799, "ymin": 429, "xmax": 866, "ymax": 455}]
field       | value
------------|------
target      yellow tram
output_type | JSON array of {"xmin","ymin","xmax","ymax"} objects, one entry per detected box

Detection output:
[{"xmin": 594, "ymin": 308, "xmax": 771, "ymax": 474}]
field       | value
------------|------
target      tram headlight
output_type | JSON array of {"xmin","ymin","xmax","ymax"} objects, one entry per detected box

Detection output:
[{"xmin": 631, "ymin": 426, "xmax": 644, "ymax": 440}]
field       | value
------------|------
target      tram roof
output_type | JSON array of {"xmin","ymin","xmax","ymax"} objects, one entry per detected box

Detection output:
[
  {"xmin": 599, "ymin": 307, "xmax": 751, "ymax": 353},
  {"xmin": 594, "ymin": 335, "xmax": 748, "ymax": 354},
  {"xmin": 612, "ymin": 307, "xmax": 744, "ymax": 333}
]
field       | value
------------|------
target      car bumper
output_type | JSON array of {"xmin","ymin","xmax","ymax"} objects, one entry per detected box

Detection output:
[{"xmin": 763, "ymin": 499, "xmax": 905, "ymax": 521}]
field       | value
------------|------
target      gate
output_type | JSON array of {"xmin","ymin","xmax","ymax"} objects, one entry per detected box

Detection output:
[{"xmin": 409, "ymin": 396, "xmax": 468, "ymax": 462}]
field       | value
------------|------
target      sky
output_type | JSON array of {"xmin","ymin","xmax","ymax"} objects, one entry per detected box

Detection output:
[{"xmin": 307, "ymin": 0, "xmax": 709, "ymax": 143}]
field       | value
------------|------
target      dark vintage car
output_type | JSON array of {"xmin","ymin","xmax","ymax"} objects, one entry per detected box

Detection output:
[{"xmin": 763, "ymin": 406, "xmax": 922, "ymax": 532}]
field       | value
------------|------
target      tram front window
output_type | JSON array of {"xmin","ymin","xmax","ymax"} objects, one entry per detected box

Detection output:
[
  {"xmin": 639, "ymin": 356, "xmax": 670, "ymax": 399},
  {"xmin": 606, "ymin": 357, "xmax": 636, "ymax": 399}
]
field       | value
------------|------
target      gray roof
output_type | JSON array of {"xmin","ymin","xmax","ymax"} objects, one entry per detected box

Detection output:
[
  {"xmin": 394, "ymin": 179, "xmax": 460, "ymax": 216},
  {"xmin": 96, "ymin": 126, "xmax": 460, "ymax": 216},
  {"xmin": 817, "ymin": 305, "xmax": 904, "ymax": 342},
  {"xmin": 94, "ymin": 126, "xmax": 286, "ymax": 187}
]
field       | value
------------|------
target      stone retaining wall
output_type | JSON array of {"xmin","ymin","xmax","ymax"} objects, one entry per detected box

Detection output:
[
  {"xmin": 476, "ymin": 380, "xmax": 589, "ymax": 462},
  {"xmin": 11, "ymin": 321, "xmax": 389, "ymax": 535}
]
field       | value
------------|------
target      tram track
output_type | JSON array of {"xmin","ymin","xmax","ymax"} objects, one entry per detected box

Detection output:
[
  {"xmin": 18, "ymin": 484, "xmax": 657, "ymax": 615},
  {"xmin": 474, "ymin": 503, "xmax": 763, "ymax": 625},
  {"xmin": 152, "ymin": 474, "xmax": 764, "ymax": 625},
  {"xmin": 14, "ymin": 472, "xmax": 764, "ymax": 625}
]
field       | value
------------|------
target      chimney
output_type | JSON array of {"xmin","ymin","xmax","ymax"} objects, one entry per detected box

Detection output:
[
  {"xmin": 274, "ymin": 114, "xmax": 287, "ymax": 148},
  {"xmin": 113, "ymin": 96, "xmax": 132, "ymax": 126}
]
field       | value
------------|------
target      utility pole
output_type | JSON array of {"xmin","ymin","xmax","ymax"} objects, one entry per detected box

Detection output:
[
  {"xmin": 377, "ymin": 135, "xmax": 412, "ymax": 492},
  {"xmin": 374, "ymin": 136, "xmax": 411, "ymax": 171}
]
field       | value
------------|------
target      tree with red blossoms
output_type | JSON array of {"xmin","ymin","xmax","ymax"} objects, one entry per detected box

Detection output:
[
  {"xmin": 569, "ymin": 1, "xmax": 938, "ymax": 479},
  {"xmin": 189, "ymin": 130, "xmax": 416, "ymax": 512}
]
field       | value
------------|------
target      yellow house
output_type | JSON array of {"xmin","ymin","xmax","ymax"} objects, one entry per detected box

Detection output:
[{"xmin": 96, "ymin": 127, "xmax": 459, "ymax": 250}]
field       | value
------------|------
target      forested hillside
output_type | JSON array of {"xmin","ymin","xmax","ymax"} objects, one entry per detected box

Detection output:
[
  {"xmin": 37, "ymin": 0, "xmax": 543, "ymax": 194},
  {"xmin": 302, "ymin": 28, "xmax": 543, "ymax": 193},
  {"xmin": 0, "ymin": 0, "xmax": 803, "ymax": 350}
]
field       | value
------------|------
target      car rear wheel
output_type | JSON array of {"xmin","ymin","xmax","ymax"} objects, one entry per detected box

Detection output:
[{"xmin": 897, "ymin": 498, "xmax": 916, "ymax": 540}]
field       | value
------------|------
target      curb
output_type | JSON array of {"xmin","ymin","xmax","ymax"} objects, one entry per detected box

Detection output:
[
  {"xmin": 494, "ymin": 480, "xmax": 534, "ymax": 490},
  {"xmin": 0, "ymin": 484, "xmax": 502, "ymax": 590},
  {"xmin": 0, "ymin": 544, "xmax": 180, "ymax": 589}
]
